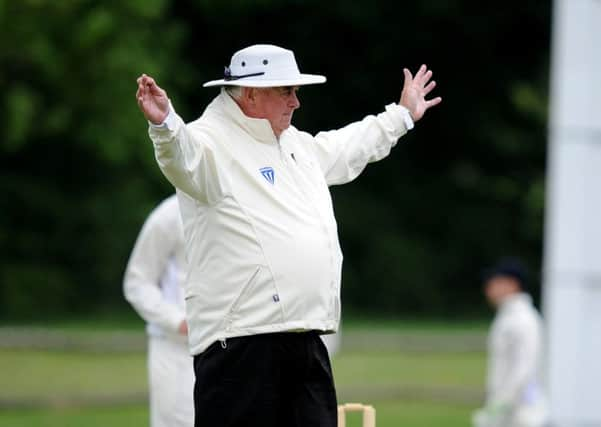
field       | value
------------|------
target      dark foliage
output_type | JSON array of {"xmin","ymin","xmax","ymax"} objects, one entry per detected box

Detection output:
[{"xmin": 0, "ymin": 0, "xmax": 551, "ymax": 320}]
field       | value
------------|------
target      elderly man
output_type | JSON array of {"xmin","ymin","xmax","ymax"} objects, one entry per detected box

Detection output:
[
  {"xmin": 473, "ymin": 258, "xmax": 548, "ymax": 427},
  {"xmin": 136, "ymin": 44, "xmax": 441, "ymax": 427}
]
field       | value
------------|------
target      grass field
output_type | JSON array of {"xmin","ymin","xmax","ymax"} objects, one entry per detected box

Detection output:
[
  {"xmin": 0, "ymin": 320, "xmax": 487, "ymax": 426},
  {"xmin": 0, "ymin": 402, "xmax": 472, "ymax": 427}
]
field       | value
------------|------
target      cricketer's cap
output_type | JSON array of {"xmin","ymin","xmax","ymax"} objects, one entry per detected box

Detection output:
[{"xmin": 482, "ymin": 257, "xmax": 529, "ymax": 290}]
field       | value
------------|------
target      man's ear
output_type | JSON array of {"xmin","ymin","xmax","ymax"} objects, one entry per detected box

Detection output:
[{"xmin": 242, "ymin": 87, "xmax": 257, "ymax": 105}]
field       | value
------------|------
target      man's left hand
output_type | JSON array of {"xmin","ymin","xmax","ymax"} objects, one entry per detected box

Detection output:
[{"xmin": 400, "ymin": 65, "xmax": 442, "ymax": 122}]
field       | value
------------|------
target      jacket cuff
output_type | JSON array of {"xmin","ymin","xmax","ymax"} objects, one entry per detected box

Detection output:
[
  {"xmin": 149, "ymin": 101, "xmax": 178, "ymax": 132},
  {"xmin": 385, "ymin": 103, "xmax": 414, "ymax": 131}
]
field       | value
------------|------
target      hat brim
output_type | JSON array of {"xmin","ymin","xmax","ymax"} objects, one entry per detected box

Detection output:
[{"xmin": 203, "ymin": 74, "xmax": 326, "ymax": 88}]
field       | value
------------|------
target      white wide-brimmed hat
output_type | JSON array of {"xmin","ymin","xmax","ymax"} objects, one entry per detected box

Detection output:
[{"xmin": 203, "ymin": 44, "xmax": 326, "ymax": 88}]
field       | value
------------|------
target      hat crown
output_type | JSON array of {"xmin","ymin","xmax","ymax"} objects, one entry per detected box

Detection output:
[
  {"xmin": 202, "ymin": 44, "xmax": 325, "ymax": 88},
  {"xmin": 229, "ymin": 44, "xmax": 301, "ymax": 81}
]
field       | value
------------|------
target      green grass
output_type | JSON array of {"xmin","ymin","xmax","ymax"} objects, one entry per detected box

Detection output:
[
  {"xmin": 0, "ymin": 402, "xmax": 472, "ymax": 427},
  {"xmin": 342, "ymin": 316, "xmax": 488, "ymax": 333},
  {"xmin": 345, "ymin": 401, "xmax": 472, "ymax": 427},
  {"xmin": 0, "ymin": 349, "xmax": 483, "ymax": 403},
  {"xmin": 0, "ymin": 322, "xmax": 486, "ymax": 426},
  {"xmin": 0, "ymin": 350, "xmax": 147, "ymax": 401},
  {"xmin": 0, "ymin": 406, "xmax": 148, "ymax": 427},
  {"xmin": 333, "ymin": 351, "xmax": 485, "ymax": 389}
]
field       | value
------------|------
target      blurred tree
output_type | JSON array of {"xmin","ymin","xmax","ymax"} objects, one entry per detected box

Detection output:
[
  {"xmin": 0, "ymin": 0, "xmax": 551, "ymax": 320},
  {"xmin": 0, "ymin": 0, "xmax": 189, "ymax": 319}
]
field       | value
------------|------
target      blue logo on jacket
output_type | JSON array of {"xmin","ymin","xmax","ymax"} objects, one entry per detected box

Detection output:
[{"xmin": 260, "ymin": 167, "xmax": 275, "ymax": 185}]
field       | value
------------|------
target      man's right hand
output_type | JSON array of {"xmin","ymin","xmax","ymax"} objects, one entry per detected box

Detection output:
[{"xmin": 136, "ymin": 74, "xmax": 170, "ymax": 125}]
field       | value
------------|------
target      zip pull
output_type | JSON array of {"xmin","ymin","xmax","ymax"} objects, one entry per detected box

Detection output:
[{"xmin": 220, "ymin": 339, "xmax": 227, "ymax": 349}]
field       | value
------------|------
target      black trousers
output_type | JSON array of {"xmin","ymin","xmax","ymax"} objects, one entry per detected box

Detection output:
[{"xmin": 193, "ymin": 331, "xmax": 338, "ymax": 427}]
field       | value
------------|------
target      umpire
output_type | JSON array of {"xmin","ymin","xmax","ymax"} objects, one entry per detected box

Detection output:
[{"xmin": 136, "ymin": 44, "xmax": 441, "ymax": 427}]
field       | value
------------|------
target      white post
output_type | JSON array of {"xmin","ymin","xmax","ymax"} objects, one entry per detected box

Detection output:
[{"xmin": 544, "ymin": 0, "xmax": 601, "ymax": 426}]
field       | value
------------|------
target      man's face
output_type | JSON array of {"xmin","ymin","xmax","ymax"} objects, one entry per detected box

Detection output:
[
  {"xmin": 252, "ymin": 86, "xmax": 301, "ymax": 137},
  {"xmin": 484, "ymin": 275, "xmax": 520, "ymax": 307}
]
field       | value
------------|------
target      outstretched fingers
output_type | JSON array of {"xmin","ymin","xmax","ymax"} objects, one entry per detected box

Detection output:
[
  {"xmin": 422, "ymin": 70, "xmax": 433, "ymax": 87},
  {"xmin": 413, "ymin": 64, "xmax": 427, "ymax": 84},
  {"xmin": 402, "ymin": 68, "xmax": 413, "ymax": 90},
  {"xmin": 400, "ymin": 64, "xmax": 441, "ymax": 120},
  {"xmin": 426, "ymin": 96, "xmax": 442, "ymax": 109},
  {"xmin": 415, "ymin": 67, "xmax": 433, "ymax": 88},
  {"xmin": 423, "ymin": 80, "xmax": 437, "ymax": 96}
]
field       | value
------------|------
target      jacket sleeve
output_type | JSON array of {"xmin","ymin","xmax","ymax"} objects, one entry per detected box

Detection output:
[
  {"xmin": 123, "ymin": 200, "xmax": 185, "ymax": 334},
  {"xmin": 149, "ymin": 106, "xmax": 222, "ymax": 204},
  {"xmin": 309, "ymin": 103, "xmax": 413, "ymax": 186},
  {"xmin": 489, "ymin": 318, "xmax": 540, "ymax": 407}
]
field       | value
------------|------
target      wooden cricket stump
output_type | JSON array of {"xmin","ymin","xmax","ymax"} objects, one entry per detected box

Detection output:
[{"xmin": 338, "ymin": 403, "xmax": 376, "ymax": 427}]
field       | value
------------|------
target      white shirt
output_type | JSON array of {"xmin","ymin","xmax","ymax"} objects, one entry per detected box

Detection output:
[
  {"xmin": 123, "ymin": 195, "xmax": 187, "ymax": 339},
  {"xmin": 150, "ymin": 89, "xmax": 413, "ymax": 355},
  {"xmin": 487, "ymin": 293, "xmax": 546, "ymax": 409}
]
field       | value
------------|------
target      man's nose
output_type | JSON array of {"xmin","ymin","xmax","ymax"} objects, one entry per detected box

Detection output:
[{"xmin": 289, "ymin": 92, "xmax": 300, "ymax": 109}]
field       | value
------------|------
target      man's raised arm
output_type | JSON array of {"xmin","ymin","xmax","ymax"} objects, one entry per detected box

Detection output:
[
  {"xmin": 135, "ymin": 74, "xmax": 220, "ymax": 204},
  {"xmin": 310, "ymin": 65, "xmax": 442, "ymax": 186}
]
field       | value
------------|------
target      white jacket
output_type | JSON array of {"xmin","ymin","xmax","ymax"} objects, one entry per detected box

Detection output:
[
  {"xmin": 123, "ymin": 195, "xmax": 187, "ymax": 340},
  {"xmin": 150, "ymin": 89, "xmax": 412, "ymax": 355},
  {"xmin": 486, "ymin": 293, "xmax": 547, "ymax": 415}
]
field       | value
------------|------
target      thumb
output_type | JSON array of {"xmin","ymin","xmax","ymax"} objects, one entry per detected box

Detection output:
[{"xmin": 403, "ymin": 68, "xmax": 412, "ymax": 89}]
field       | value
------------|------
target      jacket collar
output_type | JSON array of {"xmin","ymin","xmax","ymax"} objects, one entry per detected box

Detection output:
[{"xmin": 213, "ymin": 88, "xmax": 278, "ymax": 145}]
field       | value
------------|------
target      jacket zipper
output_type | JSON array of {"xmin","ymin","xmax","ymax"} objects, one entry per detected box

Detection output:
[{"xmin": 279, "ymin": 140, "xmax": 337, "ymax": 321}]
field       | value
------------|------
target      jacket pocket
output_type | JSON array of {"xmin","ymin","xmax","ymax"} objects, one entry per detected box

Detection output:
[
  {"xmin": 223, "ymin": 265, "xmax": 284, "ymax": 330},
  {"xmin": 227, "ymin": 266, "xmax": 261, "ymax": 317}
]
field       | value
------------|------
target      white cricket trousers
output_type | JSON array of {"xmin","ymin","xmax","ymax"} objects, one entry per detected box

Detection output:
[{"xmin": 148, "ymin": 336, "xmax": 195, "ymax": 427}]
